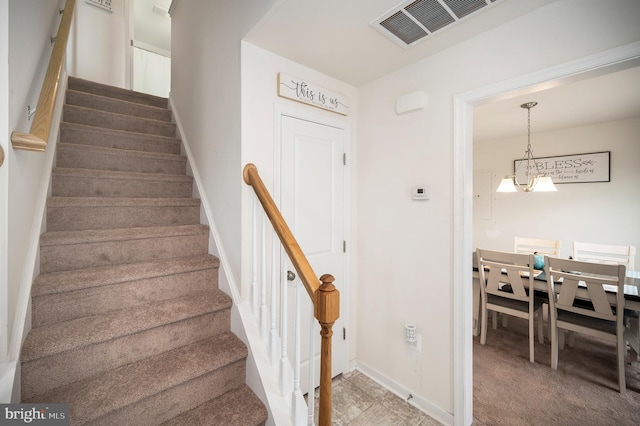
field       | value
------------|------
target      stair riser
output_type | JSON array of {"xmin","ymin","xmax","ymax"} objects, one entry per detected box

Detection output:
[
  {"xmin": 90, "ymin": 361, "xmax": 246, "ymax": 426},
  {"xmin": 60, "ymin": 124, "xmax": 181, "ymax": 155},
  {"xmin": 52, "ymin": 174, "xmax": 193, "ymax": 198},
  {"xmin": 57, "ymin": 145, "xmax": 187, "ymax": 175},
  {"xmin": 68, "ymin": 77, "xmax": 168, "ymax": 109},
  {"xmin": 47, "ymin": 204, "xmax": 200, "ymax": 231},
  {"xmin": 66, "ymin": 90, "xmax": 172, "ymax": 122},
  {"xmin": 64, "ymin": 105, "xmax": 176, "ymax": 137},
  {"xmin": 33, "ymin": 268, "xmax": 218, "ymax": 326},
  {"xmin": 22, "ymin": 311, "xmax": 230, "ymax": 400},
  {"xmin": 40, "ymin": 232, "xmax": 208, "ymax": 273}
]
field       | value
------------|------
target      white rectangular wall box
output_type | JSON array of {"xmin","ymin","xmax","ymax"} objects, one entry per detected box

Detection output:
[{"xmin": 396, "ymin": 90, "xmax": 425, "ymax": 115}]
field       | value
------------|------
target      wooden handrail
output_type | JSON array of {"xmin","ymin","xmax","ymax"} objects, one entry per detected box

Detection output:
[
  {"xmin": 243, "ymin": 163, "xmax": 320, "ymax": 300},
  {"xmin": 243, "ymin": 163, "xmax": 339, "ymax": 426},
  {"xmin": 11, "ymin": 0, "xmax": 76, "ymax": 152}
]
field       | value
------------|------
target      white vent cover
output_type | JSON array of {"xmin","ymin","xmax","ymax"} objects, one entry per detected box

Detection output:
[{"xmin": 371, "ymin": 0, "xmax": 500, "ymax": 48}]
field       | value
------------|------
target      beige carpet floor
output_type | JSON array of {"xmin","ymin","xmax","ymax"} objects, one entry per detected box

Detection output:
[{"xmin": 473, "ymin": 315, "xmax": 640, "ymax": 425}]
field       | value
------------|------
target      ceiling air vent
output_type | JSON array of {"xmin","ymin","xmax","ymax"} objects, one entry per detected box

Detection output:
[{"xmin": 371, "ymin": 0, "xmax": 500, "ymax": 48}]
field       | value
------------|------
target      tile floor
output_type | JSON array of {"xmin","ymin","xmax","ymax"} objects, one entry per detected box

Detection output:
[{"xmin": 310, "ymin": 370, "xmax": 443, "ymax": 425}]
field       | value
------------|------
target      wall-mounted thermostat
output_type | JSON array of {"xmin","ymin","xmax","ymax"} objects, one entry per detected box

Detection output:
[
  {"xmin": 86, "ymin": 0, "xmax": 113, "ymax": 12},
  {"xmin": 412, "ymin": 186, "xmax": 430, "ymax": 200}
]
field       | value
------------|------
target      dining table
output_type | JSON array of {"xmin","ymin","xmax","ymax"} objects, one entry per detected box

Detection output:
[{"xmin": 471, "ymin": 256, "xmax": 640, "ymax": 355}]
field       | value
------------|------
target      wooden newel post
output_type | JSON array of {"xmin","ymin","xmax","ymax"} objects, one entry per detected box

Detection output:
[{"xmin": 314, "ymin": 274, "xmax": 340, "ymax": 426}]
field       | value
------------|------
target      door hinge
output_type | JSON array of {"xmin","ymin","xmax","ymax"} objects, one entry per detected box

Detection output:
[
  {"xmin": 343, "ymin": 327, "xmax": 346, "ymax": 340},
  {"xmin": 343, "ymin": 240, "xmax": 346, "ymax": 253},
  {"xmin": 343, "ymin": 153, "xmax": 347, "ymax": 165}
]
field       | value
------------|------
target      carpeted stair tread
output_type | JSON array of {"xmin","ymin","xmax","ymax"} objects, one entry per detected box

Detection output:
[
  {"xmin": 25, "ymin": 332, "xmax": 248, "ymax": 425},
  {"xmin": 68, "ymin": 76, "xmax": 168, "ymax": 109},
  {"xmin": 47, "ymin": 196, "xmax": 201, "ymax": 208},
  {"xmin": 22, "ymin": 290, "xmax": 232, "ymax": 362},
  {"xmin": 66, "ymin": 89, "xmax": 172, "ymax": 122},
  {"xmin": 64, "ymin": 104, "xmax": 176, "ymax": 137},
  {"xmin": 22, "ymin": 312, "xmax": 227, "ymax": 401},
  {"xmin": 57, "ymin": 142, "xmax": 187, "ymax": 175},
  {"xmin": 47, "ymin": 196, "xmax": 201, "ymax": 230},
  {"xmin": 161, "ymin": 385, "xmax": 268, "ymax": 426},
  {"xmin": 33, "ymin": 255, "xmax": 219, "ymax": 297},
  {"xmin": 39, "ymin": 224, "xmax": 209, "ymax": 273},
  {"xmin": 52, "ymin": 167, "xmax": 194, "ymax": 198},
  {"xmin": 57, "ymin": 142, "xmax": 185, "ymax": 163},
  {"xmin": 52, "ymin": 167, "xmax": 192, "ymax": 182},
  {"xmin": 40, "ymin": 224, "xmax": 209, "ymax": 247},
  {"xmin": 60, "ymin": 122, "xmax": 181, "ymax": 154},
  {"xmin": 32, "ymin": 268, "xmax": 219, "ymax": 327}
]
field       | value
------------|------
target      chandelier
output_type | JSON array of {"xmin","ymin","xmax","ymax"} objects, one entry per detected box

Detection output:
[{"xmin": 496, "ymin": 101, "xmax": 557, "ymax": 193}]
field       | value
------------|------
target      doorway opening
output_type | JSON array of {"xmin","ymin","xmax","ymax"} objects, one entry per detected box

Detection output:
[
  {"xmin": 453, "ymin": 42, "xmax": 640, "ymax": 425},
  {"xmin": 128, "ymin": 0, "xmax": 171, "ymax": 97}
]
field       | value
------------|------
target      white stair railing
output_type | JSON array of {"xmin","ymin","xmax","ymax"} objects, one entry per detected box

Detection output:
[{"xmin": 244, "ymin": 163, "xmax": 338, "ymax": 426}]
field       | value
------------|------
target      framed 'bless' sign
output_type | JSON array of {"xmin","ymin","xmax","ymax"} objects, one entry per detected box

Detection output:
[{"xmin": 515, "ymin": 151, "xmax": 610, "ymax": 184}]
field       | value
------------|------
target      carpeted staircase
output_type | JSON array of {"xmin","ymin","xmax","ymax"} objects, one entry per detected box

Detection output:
[{"xmin": 20, "ymin": 77, "xmax": 268, "ymax": 425}]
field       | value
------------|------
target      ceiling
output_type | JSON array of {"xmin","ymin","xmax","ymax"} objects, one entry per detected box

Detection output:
[
  {"xmin": 134, "ymin": 0, "xmax": 172, "ymax": 53},
  {"xmin": 245, "ymin": 0, "xmax": 557, "ymax": 87},
  {"xmin": 473, "ymin": 65, "xmax": 640, "ymax": 142},
  {"xmin": 245, "ymin": 0, "xmax": 640, "ymax": 140},
  {"xmin": 137, "ymin": 0, "xmax": 640, "ymax": 141}
]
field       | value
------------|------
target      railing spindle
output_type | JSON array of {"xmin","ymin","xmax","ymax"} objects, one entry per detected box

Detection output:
[
  {"xmin": 307, "ymin": 309, "xmax": 316, "ymax": 426},
  {"xmin": 251, "ymin": 198, "xmax": 259, "ymax": 316},
  {"xmin": 292, "ymin": 281, "xmax": 306, "ymax": 425},
  {"xmin": 260, "ymin": 215, "xmax": 268, "ymax": 341},
  {"xmin": 269, "ymin": 231, "xmax": 279, "ymax": 365},
  {"xmin": 280, "ymin": 264, "xmax": 292, "ymax": 396}
]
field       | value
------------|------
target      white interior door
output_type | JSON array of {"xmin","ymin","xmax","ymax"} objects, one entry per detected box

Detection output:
[{"xmin": 280, "ymin": 114, "xmax": 348, "ymax": 395}]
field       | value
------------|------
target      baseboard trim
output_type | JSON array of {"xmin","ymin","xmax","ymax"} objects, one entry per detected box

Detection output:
[{"xmin": 354, "ymin": 360, "xmax": 453, "ymax": 426}]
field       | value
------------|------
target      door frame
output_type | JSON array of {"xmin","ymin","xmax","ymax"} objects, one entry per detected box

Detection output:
[
  {"xmin": 124, "ymin": 0, "xmax": 133, "ymax": 90},
  {"xmin": 452, "ymin": 41, "xmax": 640, "ymax": 426},
  {"xmin": 273, "ymin": 102, "xmax": 352, "ymax": 377}
]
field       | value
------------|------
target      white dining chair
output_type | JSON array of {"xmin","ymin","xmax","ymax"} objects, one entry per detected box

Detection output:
[
  {"xmin": 573, "ymin": 241, "xmax": 636, "ymax": 270},
  {"xmin": 511, "ymin": 237, "xmax": 560, "ymax": 334},
  {"xmin": 545, "ymin": 256, "xmax": 630, "ymax": 393},
  {"xmin": 476, "ymin": 249, "xmax": 545, "ymax": 363},
  {"xmin": 515, "ymin": 237, "xmax": 561, "ymax": 257},
  {"xmin": 568, "ymin": 242, "xmax": 637, "ymax": 348}
]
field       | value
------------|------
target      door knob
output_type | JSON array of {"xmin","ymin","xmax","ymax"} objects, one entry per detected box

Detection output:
[{"xmin": 287, "ymin": 270, "xmax": 296, "ymax": 281}]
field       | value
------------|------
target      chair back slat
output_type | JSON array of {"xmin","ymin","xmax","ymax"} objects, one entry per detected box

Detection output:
[
  {"xmin": 573, "ymin": 241, "xmax": 636, "ymax": 270},
  {"xmin": 515, "ymin": 237, "xmax": 561, "ymax": 256}
]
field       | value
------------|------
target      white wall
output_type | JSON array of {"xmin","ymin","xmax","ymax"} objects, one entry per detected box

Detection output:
[
  {"xmin": 240, "ymin": 41, "xmax": 359, "ymax": 362},
  {"xmin": 356, "ymin": 0, "xmax": 640, "ymax": 418},
  {"xmin": 69, "ymin": 0, "xmax": 127, "ymax": 87},
  {"xmin": 170, "ymin": 0, "xmax": 277, "ymax": 289},
  {"xmin": 474, "ymin": 118, "xmax": 640, "ymax": 259},
  {"xmin": 0, "ymin": 0, "xmax": 9, "ymax": 364},
  {"xmin": 6, "ymin": 0, "xmax": 62, "ymax": 360}
]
